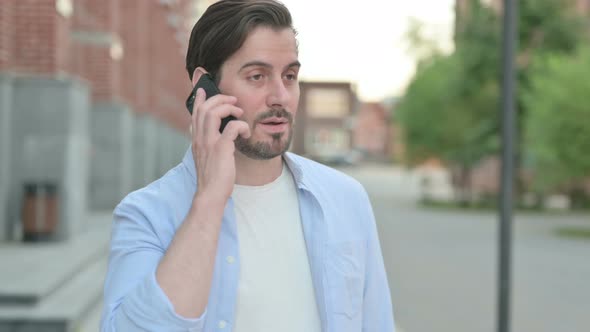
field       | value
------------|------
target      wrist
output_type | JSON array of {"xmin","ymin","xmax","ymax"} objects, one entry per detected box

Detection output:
[
  {"xmin": 193, "ymin": 189, "xmax": 229, "ymax": 208},
  {"xmin": 191, "ymin": 191, "xmax": 229, "ymax": 221},
  {"xmin": 188, "ymin": 191, "xmax": 228, "ymax": 229}
]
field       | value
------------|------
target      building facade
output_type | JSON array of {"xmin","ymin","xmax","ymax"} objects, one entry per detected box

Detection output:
[
  {"xmin": 352, "ymin": 102, "xmax": 393, "ymax": 162},
  {"xmin": 0, "ymin": 0, "xmax": 199, "ymax": 242},
  {"xmin": 294, "ymin": 81, "xmax": 357, "ymax": 162}
]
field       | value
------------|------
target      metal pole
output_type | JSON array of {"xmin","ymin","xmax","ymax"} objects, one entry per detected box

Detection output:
[{"xmin": 498, "ymin": 0, "xmax": 517, "ymax": 332}]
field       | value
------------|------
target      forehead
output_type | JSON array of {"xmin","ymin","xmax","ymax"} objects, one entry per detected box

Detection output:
[{"xmin": 224, "ymin": 26, "xmax": 298, "ymax": 70}]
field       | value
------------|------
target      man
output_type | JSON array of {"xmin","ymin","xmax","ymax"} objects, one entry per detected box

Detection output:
[{"xmin": 101, "ymin": 1, "xmax": 394, "ymax": 331}]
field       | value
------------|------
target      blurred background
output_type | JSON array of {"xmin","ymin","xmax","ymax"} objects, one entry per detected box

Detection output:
[{"xmin": 0, "ymin": 0, "xmax": 589, "ymax": 331}]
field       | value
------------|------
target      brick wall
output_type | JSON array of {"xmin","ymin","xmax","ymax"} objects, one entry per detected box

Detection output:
[
  {"xmin": 353, "ymin": 102, "xmax": 391, "ymax": 157},
  {"xmin": 8, "ymin": 0, "xmax": 71, "ymax": 75},
  {"xmin": 0, "ymin": 1, "xmax": 14, "ymax": 70},
  {"xmin": 71, "ymin": 0, "xmax": 121, "ymax": 101},
  {"xmin": 147, "ymin": 1, "xmax": 193, "ymax": 131},
  {"xmin": 119, "ymin": 1, "xmax": 141, "ymax": 110},
  {"xmin": 1, "ymin": 0, "xmax": 197, "ymax": 132}
]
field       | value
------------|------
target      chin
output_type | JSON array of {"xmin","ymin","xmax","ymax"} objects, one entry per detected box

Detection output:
[{"xmin": 235, "ymin": 131, "xmax": 293, "ymax": 160}]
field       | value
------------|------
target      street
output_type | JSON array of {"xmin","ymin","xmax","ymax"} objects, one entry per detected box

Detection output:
[{"xmin": 341, "ymin": 164, "xmax": 590, "ymax": 332}]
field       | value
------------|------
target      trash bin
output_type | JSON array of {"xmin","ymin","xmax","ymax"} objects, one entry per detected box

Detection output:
[{"xmin": 21, "ymin": 182, "xmax": 59, "ymax": 242}]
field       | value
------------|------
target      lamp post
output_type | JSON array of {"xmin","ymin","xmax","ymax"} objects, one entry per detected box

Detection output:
[{"xmin": 498, "ymin": 0, "xmax": 517, "ymax": 332}]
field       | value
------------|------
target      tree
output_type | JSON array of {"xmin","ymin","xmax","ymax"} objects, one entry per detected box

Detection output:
[
  {"xmin": 397, "ymin": 0, "xmax": 588, "ymax": 204},
  {"xmin": 523, "ymin": 47, "xmax": 590, "ymax": 207},
  {"xmin": 398, "ymin": 1, "xmax": 500, "ymax": 201}
]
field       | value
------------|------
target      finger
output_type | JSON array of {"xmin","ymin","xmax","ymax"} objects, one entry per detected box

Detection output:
[
  {"xmin": 193, "ymin": 88, "xmax": 206, "ymax": 138},
  {"xmin": 203, "ymin": 105, "xmax": 244, "ymax": 139},
  {"xmin": 220, "ymin": 120, "xmax": 251, "ymax": 142},
  {"xmin": 202, "ymin": 94, "xmax": 238, "ymax": 109},
  {"xmin": 195, "ymin": 87, "xmax": 207, "ymax": 106},
  {"xmin": 197, "ymin": 94, "xmax": 237, "ymax": 139}
]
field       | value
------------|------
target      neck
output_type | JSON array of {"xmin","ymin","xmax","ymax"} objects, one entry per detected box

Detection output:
[{"xmin": 234, "ymin": 151, "xmax": 284, "ymax": 186}]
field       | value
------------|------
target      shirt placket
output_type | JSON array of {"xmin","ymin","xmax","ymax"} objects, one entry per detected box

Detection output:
[
  {"xmin": 210, "ymin": 198, "xmax": 240, "ymax": 331},
  {"xmin": 298, "ymin": 188, "xmax": 330, "ymax": 332}
]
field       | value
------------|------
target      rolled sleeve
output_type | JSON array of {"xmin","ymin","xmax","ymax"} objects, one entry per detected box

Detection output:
[{"xmin": 113, "ymin": 270, "xmax": 206, "ymax": 331}]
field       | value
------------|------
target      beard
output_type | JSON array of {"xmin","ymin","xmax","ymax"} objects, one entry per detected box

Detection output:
[{"xmin": 235, "ymin": 108, "xmax": 294, "ymax": 160}]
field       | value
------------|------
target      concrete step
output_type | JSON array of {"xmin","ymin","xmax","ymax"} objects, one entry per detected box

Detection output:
[
  {"xmin": 0, "ymin": 220, "xmax": 110, "ymax": 304},
  {"xmin": 0, "ymin": 257, "xmax": 107, "ymax": 332},
  {"xmin": 0, "ymin": 212, "xmax": 112, "ymax": 332},
  {"xmin": 76, "ymin": 299, "xmax": 103, "ymax": 332}
]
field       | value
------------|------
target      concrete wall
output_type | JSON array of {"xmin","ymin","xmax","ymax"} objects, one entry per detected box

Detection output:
[
  {"xmin": 132, "ymin": 113, "xmax": 158, "ymax": 190},
  {"xmin": 155, "ymin": 123, "xmax": 189, "ymax": 178},
  {"xmin": 8, "ymin": 76, "xmax": 90, "ymax": 241},
  {"xmin": 89, "ymin": 102, "xmax": 134, "ymax": 211},
  {"xmin": 0, "ymin": 74, "xmax": 13, "ymax": 241},
  {"xmin": 168, "ymin": 129, "xmax": 189, "ymax": 174},
  {"xmin": 91, "ymin": 110, "xmax": 189, "ymax": 208},
  {"xmin": 1, "ymin": 74, "xmax": 191, "ymax": 242},
  {"xmin": 1, "ymin": 75, "xmax": 192, "ymax": 242}
]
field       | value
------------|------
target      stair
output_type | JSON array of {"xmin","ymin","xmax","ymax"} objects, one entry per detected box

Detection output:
[{"xmin": 0, "ymin": 213, "xmax": 111, "ymax": 332}]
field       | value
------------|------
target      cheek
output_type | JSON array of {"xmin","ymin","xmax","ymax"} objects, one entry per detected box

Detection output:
[
  {"xmin": 234, "ymin": 98, "xmax": 259, "ymax": 124},
  {"xmin": 234, "ymin": 92, "xmax": 264, "ymax": 114},
  {"xmin": 289, "ymin": 86, "xmax": 300, "ymax": 107}
]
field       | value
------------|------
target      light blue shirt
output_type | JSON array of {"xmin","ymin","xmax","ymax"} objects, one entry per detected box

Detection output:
[{"xmin": 101, "ymin": 148, "xmax": 395, "ymax": 332}]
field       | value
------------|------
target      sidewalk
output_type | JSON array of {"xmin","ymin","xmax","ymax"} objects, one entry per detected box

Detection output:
[
  {"xmin": 0, "ymin": 211, "xmax": 113, "ymax": 332},
  {"xmin": 0, "ymin": 210, "xmax": 408, "ymax": 331}
]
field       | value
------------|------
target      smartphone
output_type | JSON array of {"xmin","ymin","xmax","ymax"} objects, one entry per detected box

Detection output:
[{"xmin": 185, "ymin": 73, "xmax": 236, "ymax": 133}]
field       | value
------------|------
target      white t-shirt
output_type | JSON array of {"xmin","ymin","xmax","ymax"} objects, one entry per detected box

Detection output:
[{"xmin": 231, "ymin": 163, "xmax": 322, "ymax": 332}]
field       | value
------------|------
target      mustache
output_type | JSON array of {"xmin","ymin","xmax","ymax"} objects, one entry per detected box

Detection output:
[{"xmin": 255, "ymin": 108, "xmax": 293, "ymax": 123}]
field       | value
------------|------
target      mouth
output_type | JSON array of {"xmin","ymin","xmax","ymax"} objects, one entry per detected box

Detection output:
[
  {"xmin": 257, "ymin": 117, "xmax": 289, "ymax": 133},
  {"xmin": 260, "ymin": 117, "xmax": 289, "ymax": 125}
]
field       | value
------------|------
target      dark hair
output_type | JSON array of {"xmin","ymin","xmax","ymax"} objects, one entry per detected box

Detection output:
[{"xmin": 186, "ymin": 0, "xmax": 296, "ymax": 83}]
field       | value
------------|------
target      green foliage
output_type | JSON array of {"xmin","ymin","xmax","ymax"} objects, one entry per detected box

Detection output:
[
  {"xmin": 519, "ymin": 0, "xmax": 584, "ymax": 57},
  {"xmin": 397, "ymin": 55, "xmax": 457, "ymax": 164},
  {"xmin": 455, "ymin": 0, "xmax": 501, "ymax": 86},
  {"xmin": 398, "ymin": 2, "xmax": 500, "ymax": 167},
  {"xmin": 523, "ymin": 47, "xmax": 590, "ymax": 192},
  {"xmin": 517, "ymin": 0, "xmax": 588, "ymax": 112},
  {"xmin": 397, "ymin": 0, "xmax": 589, "ymax": 197},
  {"xmin": 555, "ymin": 226, "xmax": 590, "ymax": 240},
  {"xmin": 397, "ymin": 51, "xmax": 500, "ymax": 167}
]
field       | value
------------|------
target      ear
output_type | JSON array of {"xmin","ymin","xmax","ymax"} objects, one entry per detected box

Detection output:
[{"xmin": 191, "ymin": 67, "xmax": 209, "ymax": 87}]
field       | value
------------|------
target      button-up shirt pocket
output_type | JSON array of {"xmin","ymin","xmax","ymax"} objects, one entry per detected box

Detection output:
[{"xmin": 324, "ymin": 240, "xmax": 366, "ymax": 321}]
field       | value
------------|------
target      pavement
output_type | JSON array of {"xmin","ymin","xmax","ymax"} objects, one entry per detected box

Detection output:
[
  {"xmin": 340, "ymin": 163, "xmax": 590, "ymax": 332},
  {"xmin": 0, "ymin": 212, "xmax": 112, "ymax": 332},
  {"xmin": 4, "ymin": 162, "xmax": 588, "ymax": 332}
]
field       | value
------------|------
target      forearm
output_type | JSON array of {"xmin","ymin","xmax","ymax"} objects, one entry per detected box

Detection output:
[{"xmin": 155, "ymin": 192, "xmax": 226, "ymax": 318}]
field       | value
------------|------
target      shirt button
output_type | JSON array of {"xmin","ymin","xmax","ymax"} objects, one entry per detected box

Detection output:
[
  {"xmin": 226, "ymin": 256, "xmax": 235, "ymax": 264},
  {"xmin": 218, "ymin": 320, "xmax": 227, "ymax": 329}
]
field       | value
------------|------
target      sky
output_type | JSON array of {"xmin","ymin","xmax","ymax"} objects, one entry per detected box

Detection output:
[{"xmin": 280, "ymin": 0, "xmax": 457, "ymax": 102}]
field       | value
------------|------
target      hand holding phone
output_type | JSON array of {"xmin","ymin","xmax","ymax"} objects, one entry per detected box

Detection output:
[
  {"xmin": 186, "ymin": 73, "xmax": 249, "ymax": 203},
  {"xmin": 185, "ymin": 74, "xmax": 236, "ymax": 133}
]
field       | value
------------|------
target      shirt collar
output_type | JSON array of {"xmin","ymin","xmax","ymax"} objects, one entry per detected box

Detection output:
[
  {"xmin": 182, "ymin": 147, "xmax": 309, "ymax": 190},
  {"xmin": 282, "ymin": 152, "xmax": 308, "ymax": 191}
]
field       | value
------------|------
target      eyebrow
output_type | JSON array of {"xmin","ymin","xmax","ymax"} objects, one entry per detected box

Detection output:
[{"xmin": 239, "ymin": 60, "xmax": 301, "ymax": 72}]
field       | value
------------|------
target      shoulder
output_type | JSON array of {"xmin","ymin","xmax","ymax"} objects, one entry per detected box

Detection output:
[
  {"xmin": 286, "ymin": 152, "xmax": 368, "ymax": 200},
  {"xmin": 113, "ymin": 163, "xmax": 194, "ymax": 244},
  {"xmin": 286, "ymin": 153, "xmax": 374, "ymax": 241},
  {"xmin": 118, "ymin": 164, "xmax": 184, "ymax": 210}
]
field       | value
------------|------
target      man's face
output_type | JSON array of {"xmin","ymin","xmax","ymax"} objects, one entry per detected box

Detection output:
[{"xmin": 217, "ymin": 26, "xmax": 300, "ymax": 160}]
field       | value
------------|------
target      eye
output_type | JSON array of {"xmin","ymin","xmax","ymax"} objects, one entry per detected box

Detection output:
[
  {"xmin": 284, "ymin": 69, "xmax": 299, "ymax": 81},
  {"xmin": 284, "ymin": 73, "xmax": 298, "ymax": 81},
  {"xmin": 249, "ymin": 74, "xmax": 264, "ymax": 81}
]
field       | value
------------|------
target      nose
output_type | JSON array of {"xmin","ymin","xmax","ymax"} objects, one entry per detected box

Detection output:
[{"xmin": 266, "ymin": 77, "xmax": 290, "ymax": 108}]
